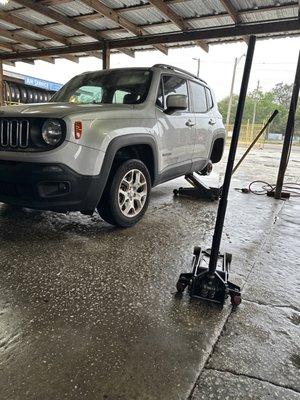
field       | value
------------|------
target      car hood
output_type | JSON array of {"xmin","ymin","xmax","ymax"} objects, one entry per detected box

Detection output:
[{"xmin": 0, "ymin": 102, "xmax": 133, "ymax": 118}]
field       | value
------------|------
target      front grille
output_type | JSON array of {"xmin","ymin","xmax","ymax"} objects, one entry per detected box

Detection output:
[{"xmin": 0, "ymin": 119, "xmax": 30, "ymax": 150}]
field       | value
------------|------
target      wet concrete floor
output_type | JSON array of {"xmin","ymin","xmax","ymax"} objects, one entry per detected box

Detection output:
[{"xmin": 0, "ymin": 145, "xmax": 299, "ymax": 399}]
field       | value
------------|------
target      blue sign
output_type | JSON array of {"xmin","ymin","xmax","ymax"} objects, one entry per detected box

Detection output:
[{"xmin": 24, "ymin": 76, "xmax": 63, "ymax": 92}]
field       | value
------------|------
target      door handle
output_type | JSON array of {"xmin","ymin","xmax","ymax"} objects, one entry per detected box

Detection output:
[
  {"xmin": 208, "ymin": 118, "xmax": 216, "ymax": 125},
  {"xmin": 185, "ymin": 119, "xmax": 195, "ymax": 127}
]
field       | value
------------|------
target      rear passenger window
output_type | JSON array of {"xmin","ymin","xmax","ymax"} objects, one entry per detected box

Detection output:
[
  {"xmin": 205, "ymin": 87, "xmax": 213, "ymax": 109},
  {"xmin": 163, "ymin": 75, "xmax": 188, "ymax": 110},
  {"xmin": 190, "ymin": 82, "xmax": 207, "ymax": 113}
]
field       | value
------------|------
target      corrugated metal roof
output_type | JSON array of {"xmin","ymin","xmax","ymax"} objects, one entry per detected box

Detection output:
[
  {"xmin": 0, "ymin": 0, "xmax": 298, "ymax": 62},
  {"xmin": 171, "ymin": 0, "xmax": 225, "ymax": 18},
  {"xmin": 120, "ymin": 8, "xmax": 166, "ymax": 25}
]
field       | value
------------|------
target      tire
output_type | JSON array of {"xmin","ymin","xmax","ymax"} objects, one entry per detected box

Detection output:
[{"xmin": 97, "ymin": 159, "xmax": 151, "ymax": 227}]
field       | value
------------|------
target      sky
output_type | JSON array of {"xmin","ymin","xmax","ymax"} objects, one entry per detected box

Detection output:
[{"xmin": 4, "ymin": 36, "xmax": 300, "ymax": 102}]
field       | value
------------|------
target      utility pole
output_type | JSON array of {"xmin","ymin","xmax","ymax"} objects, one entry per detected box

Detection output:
[
  {"xmin": 226, "ymin": 54, "xmax": 245, "ymax": 131},
  {"xmin": 251, "ymin": 80, "xmax": 260, "ymax": 136},
  {"xmin": 193, "ymin": 57, "xmax": 200, "ymax": 78}
]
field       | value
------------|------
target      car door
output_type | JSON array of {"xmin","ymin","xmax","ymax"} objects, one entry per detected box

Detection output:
[
  {"xmin": 155, "ymin": 74, "xmax": 196, "ymax": 175},
  {"xmin": 205, "ymin": 86, "xmax": 220, "ymax": 156},
  {"xmin": 189, "ymin": 81, "xmax": 212, "ymax": 164}
]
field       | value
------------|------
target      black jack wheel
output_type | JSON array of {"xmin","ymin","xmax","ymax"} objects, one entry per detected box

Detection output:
[
  {"xmin": 176, "ymin": 280, "xmax": 187, "ymax": 293},
  {"xmin": 193, "ymin": 246, "xmax": 201, "ymax": 256},
  {"xmin": 231, "ymin": 294, "xmax": 242, "ymax": 306}
]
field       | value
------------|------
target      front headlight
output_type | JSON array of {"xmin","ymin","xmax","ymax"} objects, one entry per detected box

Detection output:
[{"xmin": 42, "ymin": 119, "xmax": 63, "ymax": 146}]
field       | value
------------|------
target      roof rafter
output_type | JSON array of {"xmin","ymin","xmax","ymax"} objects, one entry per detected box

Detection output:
[
  {"xmin": 14, "ymin": 0, "xmax": 134, "ymax": 58},
  {"xmin": 0, "ymin": 42, "xmax": 18, "ymax": 52},
  {"xmin": 39, "ymin": 56, "xmax": 56, "ymax": 63},
  {"xmin": 0, "ymin": 10, "xmax": 71, "ymax": 46},
  {"xmin": 218, "ymin": 0, "xmax": 250, "ymax": 43},
  {"xmin": 0, "ymin": 28, "xmax": 46, "ymax": 49},
  {"xmin": 0, "ymin": 10, "xmax": 104, "ymax": 60},
  {"xmin": 79, "ymin": 0, "xmax": 168, "ymax": 55},
  {"xmin": 14, "ymin": 0, "xmax": 104, "ymax": 42},
  {"xmin": 219, "ymin": 0, "xmax": 240, "ymax": 23},
  {"xmin": 11, "ymin": 0, "xmax": 187, "ymax": 16},
  {"xmin": 1, "ymin": 19, "xmax": 299, "ymax": 61},
  {"xmin": 149, "ymin": 0, "xmax": 186, "ymax": 30},
  {"xmin": 148, "ymin": 0, "xmax": 208, "ymax": 52}
]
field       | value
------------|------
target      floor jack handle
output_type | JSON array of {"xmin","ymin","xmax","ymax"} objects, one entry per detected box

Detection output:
[
  {"xmin": 232, "ymin": 109, "xmax": 279, "ymax": 175},
  {"xmin": 208, "ymin": 35, "xmax": 256, "ymax": 274}
]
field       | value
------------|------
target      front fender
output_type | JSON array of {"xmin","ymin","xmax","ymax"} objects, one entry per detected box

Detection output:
[{"xmin": 88, "ymin": 133, "xmax": 159, "ymax": 210}]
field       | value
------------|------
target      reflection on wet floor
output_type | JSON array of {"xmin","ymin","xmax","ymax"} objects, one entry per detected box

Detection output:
[{"xmin": 0, "ymin": 145, "xmax": 299, "ymax": 400}]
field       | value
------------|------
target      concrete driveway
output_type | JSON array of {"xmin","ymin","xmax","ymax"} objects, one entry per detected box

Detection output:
[{"xmin": 0, "ymin": 145, "xmax": 299, "ymax": 400}]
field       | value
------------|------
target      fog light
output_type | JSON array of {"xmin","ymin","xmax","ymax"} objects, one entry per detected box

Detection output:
[{"xmin": 38, "ymin": 181, "xmax": 70, "ymax": 198}]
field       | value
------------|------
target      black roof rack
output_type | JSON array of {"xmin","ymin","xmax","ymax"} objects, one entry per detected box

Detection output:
[{"xmin": 152, "ymin": 64, "xmax": 207, "ymax": 84}]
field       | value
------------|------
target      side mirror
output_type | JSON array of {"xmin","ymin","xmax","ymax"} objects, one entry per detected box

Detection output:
[{"xmin": 165, "ymin": 94, "xmax": 187, "ymax": 114}]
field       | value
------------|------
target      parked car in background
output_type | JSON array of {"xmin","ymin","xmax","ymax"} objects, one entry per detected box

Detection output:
[{"xmin": 0, "ymin": 64, "xmax": 225, "ymax": 227}]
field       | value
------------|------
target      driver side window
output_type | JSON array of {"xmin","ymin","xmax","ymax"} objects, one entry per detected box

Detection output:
[{"xmin": 156, "ymin": 75, "xmax": 189, "ymax": 111}]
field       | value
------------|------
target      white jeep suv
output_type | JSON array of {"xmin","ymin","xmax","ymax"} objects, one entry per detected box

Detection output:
[{"xmin": 0, "ymin": 64, "xmax": 225, "ymax": 227}]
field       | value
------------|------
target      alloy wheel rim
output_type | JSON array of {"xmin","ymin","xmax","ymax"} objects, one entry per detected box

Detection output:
[{"xmin": 118, "ymin": 169, "xmax": 147, "ymax": 217}]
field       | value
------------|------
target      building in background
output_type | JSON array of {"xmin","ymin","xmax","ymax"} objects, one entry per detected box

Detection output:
[{"xmin": 3, "ymin": 70, "xmax": 62, "ymax": 104}]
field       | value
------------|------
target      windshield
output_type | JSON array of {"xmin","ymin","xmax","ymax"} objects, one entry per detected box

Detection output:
[{"xmin": 51, "ymin": 69, "xmax": 153, "ymax": 105}]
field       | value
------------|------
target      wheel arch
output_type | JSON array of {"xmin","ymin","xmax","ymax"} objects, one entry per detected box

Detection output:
[
  {"xmin": 210, "ymin": 136, "xmax": 225, "ymax": 164},
  {"xmin": 90, "ymin": 134, "xmax": 159, "ymax": 210}
]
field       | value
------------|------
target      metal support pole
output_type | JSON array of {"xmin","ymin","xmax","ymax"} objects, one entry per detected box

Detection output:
[
  {"xmin": 102, "ymin": 43, "xmax": 110, "ymax": 70},
  {"xmin": 0, "ymin": 60, "xmax": 4, "ymax": 106},
  {"xmin": 208, "ymin": 35, "xmax": 256, "ymax": 274},
  {"xmin": 274, "ymin": 50, "xmax": 300, "ymax": 199}
]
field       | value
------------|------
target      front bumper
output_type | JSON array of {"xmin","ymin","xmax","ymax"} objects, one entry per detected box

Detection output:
[{"xmin": 0, "ymin": 160, "xmax": 102, "ymax": 212}]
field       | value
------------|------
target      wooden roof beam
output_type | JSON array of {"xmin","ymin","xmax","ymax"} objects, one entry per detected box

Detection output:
[
  {"xmin": 0, "ymin": 10, "xmax": 71, "ymax": 46},
  {"xmin": 2, "ymin": 19, "xmax": 299, "ymax": 61},
  {"xmin": 219, "ymin": 0, "xmax": 249, "ymax": 43},
  {"xmin": 219, "ymin": 0, "xmax": 240, "ymax": 23},
  {"xmin": 0, "ymin": 11, "xmax": 108, "ymax": 59},
  {"xmin": 0, "ymin": 42, "xmax": 17, "ymax": 52},
  {"xmin": 148, "ymin": 0, "xmax": 208, "ymax": 52},
  {"xmin": 79, "ymin": 0, "xmax": 167, "ymax": 54},
  {"xmin": 3, "ymin": 61, "xmax": 16, "ymax": 66},
  {"xmin": 14, "ymin": 0, "xmax": 105, "ymax": 42},
  {"xmin": 39, "ymin": 56, "xmax": 56, "ymax": 63},
  {"xmin": 14, "ymin": 0, "xmax": 134, "ymax": 58},
  {"xmin": 64, "ymin": 54, "xmax": 79, "ymax": 63},
  {"xmin": 0, "ymin": 28, "xmax": 45, "ymax": 49},
  {"xmin": 149, "ymin": 0, "xmax": 187, "ymax": 30}
]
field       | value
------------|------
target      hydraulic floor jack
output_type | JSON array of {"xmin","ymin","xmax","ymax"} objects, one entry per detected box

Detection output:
[
  {"xmin": 176, "ymin": 247, "xmax": 241, "ymax": 306},
  {"xmin": 173, "ymin": 167, "xmax": 221, "ymax": 201},
  {"xmin": 176, "ymin": 35, "xmax": 257, "ymax": 307}
]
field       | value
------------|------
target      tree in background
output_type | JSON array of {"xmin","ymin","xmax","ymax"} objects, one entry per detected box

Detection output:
[{"xmin": 218, "ymin": 82, "xmax": 299, "ymax": 136}]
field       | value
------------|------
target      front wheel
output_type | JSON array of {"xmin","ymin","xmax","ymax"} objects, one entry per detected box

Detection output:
[{"xmin": 98, "ymin": 159, "xmax": 151, "ymax": 227}]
